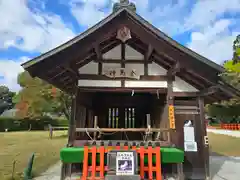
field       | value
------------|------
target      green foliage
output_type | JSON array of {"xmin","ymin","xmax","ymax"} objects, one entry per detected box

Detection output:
[
  {"xmin": 15, "ymin": 71, "xmax": 71, "ymax": 120},
  {"xmin": 0, "ymin": 117, "xmax": 68, "ymax": 132},
  {"xmin": 232, "ymin": 34, "xmax": 240, "ymax": 64},
  {"xmin": 223, "ymin": 60, "xmax": 240, "ymax": 73},
  {"xmin": 222, "ymin": 35, "xmax": 240, "ymax": 72},
  {"xmin": 206, "ymin": 35, "xmax": 240, "ymax": 122},
  {"xmin": 207, "ymin": 104, "xmax": 240, "ymax": 122},
  {"xmin": 0, "ymin": 86, "xmax": 15, "ymax": 115}
]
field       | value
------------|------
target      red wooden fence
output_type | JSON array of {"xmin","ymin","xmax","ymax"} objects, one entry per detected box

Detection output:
[
  {"xmin": 80, "ymin": 143, "xmax": 162, "ymax": 180},
  {"xmin": 207, "ymin": 123, "xmax": 240, "ymax": 131}
]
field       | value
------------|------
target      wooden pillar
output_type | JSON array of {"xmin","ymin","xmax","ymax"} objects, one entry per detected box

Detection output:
[
  {"xmin": 155, "ymin": 76, "xmax": 174, "ymax": 141},
  {"xmin": 167, "ymin": 76, "xmax": 175, "ymax": 144},
  {"xmin": 121, "ymin": 43, "xmax": 125, "ymax": 87},
  {"xmin": 94, "ymin": 44, "xmax": 102, "ymax": 75},
  {"xmin": 198, "ymin": 96, "xmax": 210, "ymax": 180},
  {"xmin": 167, "ymin": 77, "xmax": 174, "ymax": 105},
  {"xmin": 68, "ymin": 87, "xmax": 78, "ymax": 146},
  {"xmin": 144, "ymin": 44, "xmax": 152, "ymax": 75}
]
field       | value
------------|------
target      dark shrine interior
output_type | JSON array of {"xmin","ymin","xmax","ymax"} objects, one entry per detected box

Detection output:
[{"xmin": 76, "ymin": 91, "xmax": 167, "ymax": 141}]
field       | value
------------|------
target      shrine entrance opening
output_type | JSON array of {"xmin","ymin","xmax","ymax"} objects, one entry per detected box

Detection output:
[{"xmin": 92, "ymin": 92, "xmax": 166, "ymax": 141}]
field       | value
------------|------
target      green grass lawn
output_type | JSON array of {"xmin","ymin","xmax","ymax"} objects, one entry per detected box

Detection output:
[
  {"xmin": 0, "ymin": 130, "xmax": 67, "ymax": 180},
  {"xmin": 208, "ymin": 132, "xmax": 240, "ymax": 156},
  {"xmin": 0, "ymin": 130, "xmax": 239, "ymax": 179}
]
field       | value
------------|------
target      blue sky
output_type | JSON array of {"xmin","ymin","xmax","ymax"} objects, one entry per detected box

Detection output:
[{"xmin": 0, "ymin": 0, "xmax": 240, "ymax": 91}]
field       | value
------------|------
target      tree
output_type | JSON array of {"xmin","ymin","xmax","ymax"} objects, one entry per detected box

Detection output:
[
  {"xmin": 223, "ymin": 35, "xmax": 240, "ymax": 72},
  {"xmin": 14, "ymin": 71, "xmax": 71, "ymax": 119},
  {"xmin": 0, "ymin": 86, "xmax": 15, "ymax": 115},
  {"xmin": 206, "ymin": 35, "xmax": 240, "ymax": 122},
  {"xmin": 232, "ymin": 35, "xmax": 240, "ymax": 65}
]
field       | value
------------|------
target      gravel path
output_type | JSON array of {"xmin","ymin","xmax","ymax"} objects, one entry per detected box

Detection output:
[
  {"xmin": 210, "ymin": 155, "xmax": 240, "ymax": 180},
  {"xmin": 207, "ymin": 129, "xmax": 240, "ymax": 138},
  {"xmin": 34, "ymin": 162, "xmax": 62, "ymax": 180},
  {"xmin": 34, "ymin": 129, "xmax": 240, "ymax": 180},
  {"xmin": 34, "ymin": 156, "xmax": 240, "ymax": 180}
]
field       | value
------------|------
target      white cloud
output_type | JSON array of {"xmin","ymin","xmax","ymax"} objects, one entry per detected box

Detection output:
[
  {"xmin": 184, "ymin": 0, "xmax": 240, "ymax": 31},
  {"xmin": 185, "ymin": 0, "xmax": 240, "ymax": 64},
  {"xmin": 70, "ymin": 2, "xmax": 108, "ymax": 27},
  {"xmin": 0, "ymin": 0, "xmax": 240, "ymax": 91},
  {"xmin": 68, "ymin": 0, "xmax": 240, "ymax": 64},
  {"xmin": 68, "ymin": 0, "xmax": 120, "ymax": 27},
  {"xmin": 0, "ymin": 0, "xmax": 76, "ymax": 53},
  {"xmin": 187, "ymin": 19, "xmax": 239, "ymax": 64},
  {"xmin": 0, "ymin": 57, "xmax": 29, "ymax": 92}
]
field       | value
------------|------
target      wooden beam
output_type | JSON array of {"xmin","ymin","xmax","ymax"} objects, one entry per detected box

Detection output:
[
  {"xmin": 94, "ymin": 44, "xmax": 103, "ymax": 75},
  {"xmin": 172, "ymin": 86, "xmax": 219, "ymax": 97},
  {"xmin": 75, "ymin": 127, "xmax": 170, "ymax": 132},
  {"xmin": 172, "ymin": 92, "xmax": 197, "ymax": 97},
  {"xmin": 218, "ymin": 80, "xmax": 240, "ymax": 97},
  {"xmin": 144, "ymin": 44, "xmax": 153, "ymax": 75},
  {"xmin": 167, "ymin": 62, "xmax": 181, "ymax": 76},
  {"xmin": 127, "ymin": 39, "xmax": 147, "ymax": 55},
  {"xmin": 197, "ymin": 96, "xmax": 210, "ymax": 180},
  {"xmin": 198, "ymin": 85, "xmax": 219, "ymax": 96},
  {"xmin": 146, "ymin": 44, "xmax": 153, "ymax": 61},
  {"xmin": 140, "ymin": 75, "xmax": 170, "ymax": 81},
  {"xmin": 153, "ymin": 56, "xmax": 172, "ymax": 69},
  {"xmin": 96, "ymin": 59, "xmax": 149, "ymax": 63},
  {"xmin": 68, "ymin": 32, "xmax": 119, "ymax": 72},
  {"xmin": 177, "ymin": 72, "xmax": 206, "ymax": 90},
  {"xmin": 78, "ymin": 74, "xmax": 170, "ymax": 81},
  {"xmin": 121, "ymin": 43, "xmax": 125, "ymax": 87},
  {"xmin": 48, "ymin": 69, "xmax": 68, "ymax": 81},
  {"xmin": 31, "ymin": 15, "xmax": 124, "ymax": 76},
  {"xmin": 167, "ymin": 77, "xmax": 174, "ymax": 104},
  {"xmin": 68, "ymin": 83, "xmax": 77, "ymax": 146},
  {"xmin": 94, "ymin": 44, "xmax": 101, "ymax": 59},
  {"xmin": 62, "ymin": 66, "xmax": 78, "ymax": 77},
  {"xmin": 40, "ymin": 75, "xmax": 73, "ymax": 94},
  {"xmin": 125, "ymin": 17, "xmax": 220, "ymax": 83},
  {"xmin": 78, "ymin": 87, "xmax": 167, "ymax": 93}
]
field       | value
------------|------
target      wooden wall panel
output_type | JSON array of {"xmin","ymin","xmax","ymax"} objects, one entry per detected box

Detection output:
[{"xmin": 174, "ymin": 100, "xmax": 206, "ymax": 180}]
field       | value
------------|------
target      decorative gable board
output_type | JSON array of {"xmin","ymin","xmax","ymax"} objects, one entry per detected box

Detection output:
[
  {"xmin": 78, "ymin": 61, "xmax": 98, "ymax": 74},
  {"xmin": 125, "ymin": 44, "xmax": 144, "ymax": 60},
  {"xmin": 102, "ymin": 45, "xmax": 121, "ymax": 59}
]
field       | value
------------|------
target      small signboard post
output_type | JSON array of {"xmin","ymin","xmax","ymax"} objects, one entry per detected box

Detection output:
[
  {"xmin": 106, "ymin": 150, "xmax": 140, "ymax": 180},
  {"xmin": 116, "ymin": 152, "xmax": 134, "ymax": 176}
]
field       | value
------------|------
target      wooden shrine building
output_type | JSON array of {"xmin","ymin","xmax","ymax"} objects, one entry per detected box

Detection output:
[{"xmin": 22, "ymin": 1, "xmax": 240, "ymax": 179}]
